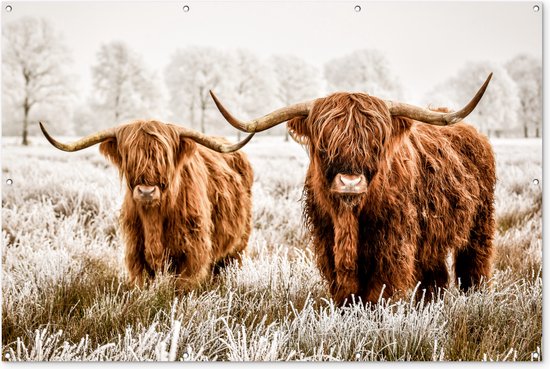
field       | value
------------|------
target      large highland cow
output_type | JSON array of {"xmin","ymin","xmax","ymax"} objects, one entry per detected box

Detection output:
[
  {"xmin": 210, "ymin": 74, "xmax": 495, "ymax": 305},
  {"xmin": 40, "ymin": 120, "xmax": 254, "ymax": 290}
]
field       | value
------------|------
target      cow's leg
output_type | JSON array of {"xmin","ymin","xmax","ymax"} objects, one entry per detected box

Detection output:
[
  {"xmin": 211, "ymin": 175, "xmax": 253, "ymax": 275},
  {"xmin": 312, "ymin": 235, "xmax": 338, "ymax": 297},
  {"xmin": 126, "ymin": 255, "xmax": 145, "ymax": 287},
  {"xmin": 454, "ymin": 243, "xmax": 493, "ymax": 291},
  {"xmin": 417, "ymin": 259, "xmax": 449, "ymax": 300},
  {"xmin": 125, "ymin": 244, "xmax": 153, "ymax": 287},
  {"xmin": 121, "ymin": 212, "xmax": 153, "ymax": 287},
  {"xmin": 142, "ymin": 216, "xmax": 166, "ymax": 272},
  {"xmin": 212, "ymin": 249, "xmax": 243, "ymax": 275},
  {"xmin": 236, "ymin": 212, "xmax": 252, "ymax": 256},
  {"xmin": 454, "ymin": 205, "xmax": 495, "ymax": 291},
  {"xmin": 174, "ymin": 225, "xmax": 214, "ymax": 291},
  {"xmin": 212, "ymin": 211, "xmax": 251, "ymax": 275},
  {"xmin": 332, "ymin": 211, "xmax": 359, "ymax": 305},
  {"xmin": 175, "ymin": 262, "xmax": 211, "ymax": 292},
  {"xmin": 222, "ymin": 213, "xmax": 252, "ymax": 268},
  {"xmin": 306, "ymin": 202, "xmax": 337, "ymax": 298}
]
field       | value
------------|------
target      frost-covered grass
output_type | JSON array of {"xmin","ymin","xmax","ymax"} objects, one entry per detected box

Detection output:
[{"xmin": 1, "ymin": 135, "xmax": 542, "ymax": 361}]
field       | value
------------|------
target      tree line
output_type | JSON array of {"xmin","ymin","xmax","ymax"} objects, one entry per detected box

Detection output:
[{"xmin": 2, "ymin": 17, "xmax": 542, "ymax": 145}]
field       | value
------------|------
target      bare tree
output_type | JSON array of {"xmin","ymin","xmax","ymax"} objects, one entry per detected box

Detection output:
[
  {"xmin": 2, "ymin": 17, "xmax": 75, "ymax": 145},
  {"xmin": 505, "ymin": 54, "xmax": 542, "ymax": 138},
  {"xmin": 270, "ymin": 54, "xmax": 323, "ymax": 140},
  {"xmin": 324, "ymin": 49, "xmax": 403, "ymax": 99},
  {"xmin": 165, "ymin": 46, "xmax": 225, "ymax": 133},
  {"xmin": 91, "ymin": 41, "xmax": 164, "ymax": 128}
]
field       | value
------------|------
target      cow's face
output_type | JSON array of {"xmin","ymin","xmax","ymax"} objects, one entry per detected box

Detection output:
[
  {"xmin": 288, "ymin": 93, "xmax": 407, "ymax": 203},
  {"xmin": 100, "ymin": 121, "xmax": 195, "ymax": 209}
]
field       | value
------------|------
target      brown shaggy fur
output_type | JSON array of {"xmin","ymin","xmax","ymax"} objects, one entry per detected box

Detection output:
[
  {"xmin": 99, "ymin": 120, "xmax": 253, "ymax": 290},
  {"xmin": 287, "ymin": 93, "xmax": 496, "ymax": 305}
]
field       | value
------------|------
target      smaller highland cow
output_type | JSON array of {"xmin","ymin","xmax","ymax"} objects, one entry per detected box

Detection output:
[
  {"xmin": 40, "ymin": 120, "xmax": 254, "ymax": 290},
  {"xmin": 211, "ymin": 74, "xmax": 496, "ymax": 305}
]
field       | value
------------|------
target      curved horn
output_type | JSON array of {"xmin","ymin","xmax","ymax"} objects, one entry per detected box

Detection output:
[
  {"xmin": 175, "ymin": 126, "xmax": 255, "ymax": 153},
  {"xmin": 39, "ymin": 122, "xmax": 116, "ymax": 152},
  {"xmin": 385, "ymin": 73, "xmax": 493, "ymax": 126},
  {"xmin": 210, "ymin": 90, "xmax": 314, "ymax": 133}
]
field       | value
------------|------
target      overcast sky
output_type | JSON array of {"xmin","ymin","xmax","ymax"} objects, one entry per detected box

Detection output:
[{"xmin": 1, "ymin": 1, "xmax": 543, "ymax": 104}]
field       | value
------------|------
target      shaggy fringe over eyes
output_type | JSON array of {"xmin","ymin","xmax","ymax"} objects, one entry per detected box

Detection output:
[
  {"xmin": 117, "ymin": 121, "xmax": 181, "ymax": 187},
  {"xmin": 309, "ymin": 93, "xmax": 393, "ymax": 171}
]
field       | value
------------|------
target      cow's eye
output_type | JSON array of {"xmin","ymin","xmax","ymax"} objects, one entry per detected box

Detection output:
[{"xmin": 160, "ymin": 183, "xmax": 167, "ymax": 190}]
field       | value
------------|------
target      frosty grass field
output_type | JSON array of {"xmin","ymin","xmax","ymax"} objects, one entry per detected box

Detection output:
[{"xmin": 1, "ymin": 135, "xmax": 542, "ymax": 361}]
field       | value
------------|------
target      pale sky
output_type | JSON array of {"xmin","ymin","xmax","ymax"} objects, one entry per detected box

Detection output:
[{"xmin": 1, "ymin": 0, "xmax": 543, "ymax": 104}]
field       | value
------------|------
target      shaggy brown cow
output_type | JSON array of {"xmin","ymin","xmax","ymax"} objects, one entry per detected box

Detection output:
[
  {"xmin": 40, "ymin": 120, "xmax": 254, "ymax": 290},
  {"xmin": 210, "ymin": 74, "xmax": 495, "ymax": 305}
]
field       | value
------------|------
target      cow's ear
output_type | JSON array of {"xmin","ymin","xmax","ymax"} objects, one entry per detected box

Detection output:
[
  {"xmin": 287, "ymin": 116, "xmax": 310, "ymax": 143},
  {"xmin": 99, "ymin": 138, "xmax": 121, "ymax": 167},
  {"xmin": 390, "ymin": 115, "xmax": 413, "ymax": 137},
  {"xmin": 177, "ymin": 138, "xmax": 197, "ymax": 161}
]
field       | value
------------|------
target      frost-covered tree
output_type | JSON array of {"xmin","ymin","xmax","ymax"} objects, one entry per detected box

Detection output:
[
  {"xmin": 424, "ymin": 62, "xmax": 520, "ymax": 137},
  {"xmin": 72, "ymin": 102, "xmax": 100, "ymax": 136},
  {"xmin": 270, "ymin": 54, "xmax": 323, "ymax": 140},
  {"xmin": 91, "ymin": 41, "xmax": 163, "ymax": 128},
  {"xmin": 164, "ymin": 46, "xmax": 227, "ymax": 133},
  {"xmin": 221, "ymin": 49, "xmax": 277, "ymax": 138},
  {"xmin": 505, "ymin": 54, "xmax": 542, "ymax": 137},
  {"xmin": 2, "ymin": 17, "xmax": 75, "ymax": 144},
  {"xmin": 324, "ymin": 49, "xmax": 402, "ymax": 99}
]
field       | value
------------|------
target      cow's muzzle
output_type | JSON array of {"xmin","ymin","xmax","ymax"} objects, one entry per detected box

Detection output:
[
  {"xmin": 133, "ymin": 185, "xmax": 161, "ymax": 204},
  {"xmin": 330, "ymin": 174, "xmax": 368, "ymax": 194}
]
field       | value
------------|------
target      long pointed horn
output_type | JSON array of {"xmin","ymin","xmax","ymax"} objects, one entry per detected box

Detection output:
[
  {"xmin": 175, "ymin": 125, "xmax": 255, "ymax": 153},
  {"xmin": 210, "ymin": 90, "xmax": 314, "ymax": 133},
  {"xmin": 385, "ymin": 73, "xmax": 493, "ymax": 126},
  {"xmin": 39, "ymin": 122, "xmax": 116, "ymax": 151}
]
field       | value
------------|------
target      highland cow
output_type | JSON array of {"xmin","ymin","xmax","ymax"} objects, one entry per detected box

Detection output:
[
  {"xmin": 210, "ymin": 74, "xmax": 496, "ymax": 305},
  {"xmin": 40, "ymin": 120, "xmax": 254, "ymax": 290}
]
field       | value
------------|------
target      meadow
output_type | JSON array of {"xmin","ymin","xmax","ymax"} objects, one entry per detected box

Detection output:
[{"xmin": 1, "ymin": 134, "xmax": 542, "ymax": 361}]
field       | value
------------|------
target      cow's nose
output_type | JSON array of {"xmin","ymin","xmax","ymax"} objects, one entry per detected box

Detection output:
[
  {"xmin": 137, "ymin": 185, "xmax": 156, "ymax": 197},
  {"xmin": 331, "ymin": 173, "xmax": 368, "ymax": 194},
  {"xmin": 133, "ymin": 185, "xmax": 160, "ymax": 204},
  {"xmin": 339, "ymin": 174, "xmax": 363, "ymax": 187}
]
